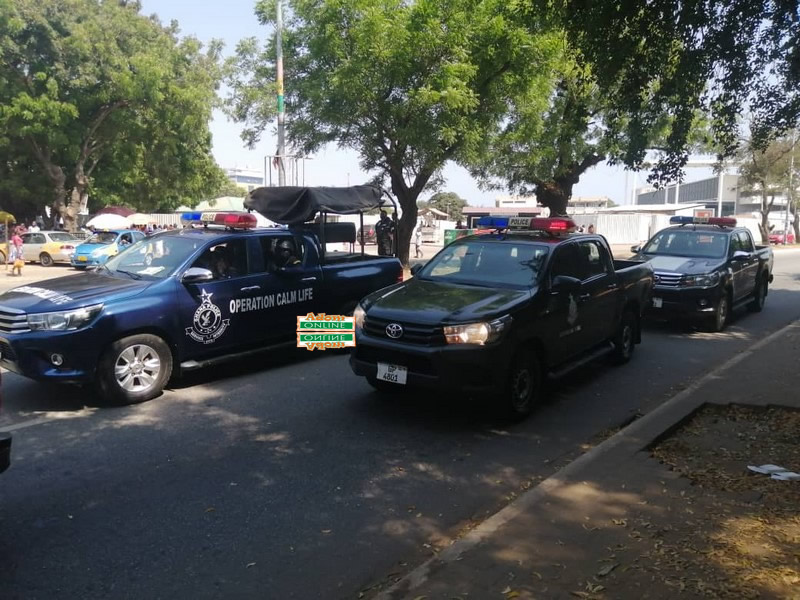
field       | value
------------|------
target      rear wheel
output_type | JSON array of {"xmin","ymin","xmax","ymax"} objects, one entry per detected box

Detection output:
[
  {"xmin": 96, "ymin": 334, "xmax": 173, "ymax": 405},
  {"xmin": 708, "ymin": 294, "xmax": 729, "ymax": 332},
  {"xmin": 748, "ymin": 277, "xmax": 768, "ymax": 312},
  {"xmin": 611, "ymin": 310, "xmax": 637, "ymax": 364},
  {"xmin": 501, "ymin": 349, "xmax": 541, "ymax": 421},
  {"xmin": 39, "ymin": 252, "xmax": 54, "ymax": 267}
]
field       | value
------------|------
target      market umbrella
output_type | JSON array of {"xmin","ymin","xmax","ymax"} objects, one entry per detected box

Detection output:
[
  {"xmin": 86, "ymin": 213, "xmax": 132, "ymax": 230},
  {"xmin": 96, "ymin": 206, "xmax": 135, "ymax": 217},
  {"xmin": 129, "ymin": 213, "xmax": 155, "ymax": 226}
]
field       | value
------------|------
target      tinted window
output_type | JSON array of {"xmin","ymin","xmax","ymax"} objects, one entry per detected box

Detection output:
[
  {"xmin": 87, "ymin": 232, "xmax": 118, "ymax": 244},
  {"xmin": 738, "ymin": 231, "xmax": 754, "ymax": 252},
  {"xmin": 421, "ymin": 240, "xmax": 549, "ymax": 288},
  {"xmin": 549, "ymin": 244, "xmax": 582, "ymax": 280},
  {"xmin": 49, "ymin": 233, "xmax": 76, "ymax": 242},
  {"xmin": 192, "ymin": 239, "xmax": 249, "ymax": 280},
  {"xmin": 576, "ymin": 241, "xmax": 608, "ymax": 280},
  {"xmin": 729, "ymin": 233, "xmax": 743, "ymax": 255},
  {"xmin": 643, "ymin": 230, "xmax": 728, "ymax": 258}
]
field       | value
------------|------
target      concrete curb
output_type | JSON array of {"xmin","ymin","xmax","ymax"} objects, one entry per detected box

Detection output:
[{"xmin": 375, "ymin": 318, "xmax": 800, "ymax": 599}]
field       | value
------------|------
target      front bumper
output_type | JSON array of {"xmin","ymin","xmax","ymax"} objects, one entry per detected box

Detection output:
[
  {"xmin": 70, "ymin": 254, "xmax": 107, "ymax": 267},
  {"xmin": 349, "ymin": 331, "xmax": 513, "ymax": 393},
  {"xmin": 0, "ymin": 433, "xmax": 11, "ymax": 474},
  {"xmin": 0, "ymin": 325, "xmax": 107, "ymax": 383},
  {"xmin": 647, "ymin": 285, "xmax": 724, "ymax": 318}
]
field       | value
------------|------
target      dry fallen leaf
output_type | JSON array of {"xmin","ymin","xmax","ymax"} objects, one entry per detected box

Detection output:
[
  {"xmin": 246, "ymin": 562, "xmax": 256, "ymax": 568},
  {"xmin": 597, "ymin": 562, "xmax": 619, "ymax": 577}
]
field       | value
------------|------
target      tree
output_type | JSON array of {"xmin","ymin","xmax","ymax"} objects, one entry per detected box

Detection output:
[
  {"xmin": 0, "ymin": 0, "xmax": 225, "ymax": 229},
  {"xmin": 738, "ymin": 134, "xmax": 797, "ymax": 243},
  {"xmin": 424, "ymin": 192, "xmax": 467, "ymax": 221},
  {"xmin": 537, "ymin": 0, "xmax": 800, "ymax": 185},
  {"xmin": 227, "ymin": 0, "xmax": 561, "ymax": 264}
]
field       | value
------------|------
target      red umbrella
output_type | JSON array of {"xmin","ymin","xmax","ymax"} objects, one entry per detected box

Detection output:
[{"xmin": 96, "ymin": 206, "xmax": 135, "ymax": 217}]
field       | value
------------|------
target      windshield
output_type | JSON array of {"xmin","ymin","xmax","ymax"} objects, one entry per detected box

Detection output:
[
  {"xmin": 418, "ymin": 240, "xmax": 549, "ymax": 288},
  {"xmin": 87, "ymin": 232, "xmax": 119, "ymax": 245},
  {"xmin": 49, "ymin": 232, "xmax": 77, "ymax": 242},
  {"xmin": 103, "ymin": 235, "xmax": 205, "ymax": 280},
  {"xmin": 642, "ymin": 230, "xmax": 728, "ymax": 259}
]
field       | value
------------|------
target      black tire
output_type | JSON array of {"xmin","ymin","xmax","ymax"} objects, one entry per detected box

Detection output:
[
  {"xmin": 611, "ymin": 310, "xmax": 637, "ymax": 365},
  {"xmin": 366, "ymin": 375, "xmax": 404, "ymax": 393},
  {"xmin": 0, "ymin": 250, "xmax": 5, "ymax": 264},
  {"xmin": 73, "ymin": 265, "xmax": 87, "ymax": 270},
  {"xmin": 39, "ymin": 252, "xmax": 54, "ymax": 267},
  {"xmin": 95, "ymin": 334, "xmax": 173, "ymax": 405},
  {"xmin": 748, "ymin": 277, "xmax": 768, "ymax": 313},
  {"xmin": 500, "ymin": 349, "xmax": 542, "ymax": 421},
  {"xmin": 708, "ymin": 293, "xmax": 730, "ymax": 332}
]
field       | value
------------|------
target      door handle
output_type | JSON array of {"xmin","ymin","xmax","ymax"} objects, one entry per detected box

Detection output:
[
  {"xmin": 579, "ymin": 293, "xmax": 591, "ymax": 302},
  {"xmin": 301, "ymin": 276, "xmax": 317, "ymax": 282},
  {"xmin": 606, "ymin": 283, "xmax": 618, "ymax": 290},
  {"xmin": 240, "ymin": 285, "xmax": 261, "ymax": 292}
]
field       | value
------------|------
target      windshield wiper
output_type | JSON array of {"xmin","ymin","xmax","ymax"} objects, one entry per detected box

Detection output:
[{"xmin": 114, "ymin": 269, "xmax": 142, "ymax": 280}]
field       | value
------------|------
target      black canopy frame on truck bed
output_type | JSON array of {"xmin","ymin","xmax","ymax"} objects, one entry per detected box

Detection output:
[{"xmin": 244, "ymin": 185, "xmax": 398, "ymax": 264}]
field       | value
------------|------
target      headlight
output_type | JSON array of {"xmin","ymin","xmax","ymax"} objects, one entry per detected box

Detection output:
[
  {"xmin": 443, "ymin": 316, "xmax": 511, "ymax": 345},
  {"xmin": 353, "ymin": 304, "xmax": 366, "ymax": 330},
  {"xmin": 681, "ymin": 272, "xmax": 720, "ymax": 288},
  {"xmin": 28, "ymin": 304, "xmax": 103, "ymax": 331}
]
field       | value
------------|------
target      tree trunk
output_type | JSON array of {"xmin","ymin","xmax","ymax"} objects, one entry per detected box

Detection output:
[
  {"xmin": 535, "ymin": 181, "xmax": 572, "ymax": 216},
  {"xmin": 62, "ymin": 170, "xmax": 89, "ymax": 232},
  {"xmin": 757, "ymin": 190, "xmax": 772, "ymax": 244},
  {"xmin": 791, "ymin": 201, "xmax": 799, "ymax": 243},
  {"xmin": 389, "ymin": 172, "xmax": 422, "ymax": 267}
]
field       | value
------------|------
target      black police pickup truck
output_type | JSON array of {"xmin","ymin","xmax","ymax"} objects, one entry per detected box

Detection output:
[
  {"xmin": 632, "ymin": 217, "xmax": 774, "ymax": 331},
  {"xmin": 350, "ymin": 217, "xmax": 654, "ymax": 419}
]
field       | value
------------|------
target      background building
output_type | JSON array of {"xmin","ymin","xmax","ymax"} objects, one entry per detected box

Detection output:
[
  {"xmin": 635, "ymin": 174, "xmax": 740, "ymax": 216},
  {"xmin": 224, "ymin": 167, "xmax": 264, "ymax": 192}
]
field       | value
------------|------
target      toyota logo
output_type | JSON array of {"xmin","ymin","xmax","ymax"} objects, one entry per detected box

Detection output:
[{"xmin": 385, "ymin": 323, "xmax": 404, "ymax": 339}]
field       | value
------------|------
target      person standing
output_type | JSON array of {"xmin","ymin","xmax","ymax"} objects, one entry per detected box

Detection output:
[
  {"xmin": 414, "ymin": 223, "xmax": 423, "ymax": 258},
  {"xmin": 587, "ymin": 224, "xmax": 595, "ymax": 234},
  {"xmin": 375, "ymin": 210, "xmax": 395, "ymax": 256},
  {"xmin": 29, "ymin": 221, "xmax": 40, "ymax": 233},
  {"xmin": 10, "ymin": 230, "xmax": 24, "ymax": 276}
]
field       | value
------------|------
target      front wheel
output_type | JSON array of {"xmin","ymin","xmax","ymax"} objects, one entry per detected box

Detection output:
[
  {"xmin": 96, "ymin": 334, "xmax": 173, "ymax": 405},
  {"xmin": 708, "ymin": 294, "xmax": 729, "ymax": 332},
  {"xmin": 39, "ymin": 252, "xmax": 54, "ymax": 267},
  {"xmin": 501, "ymin": 349, "xmax": 541, "ymax": 421},
  {"xmin": 611, "ymin": 310, "xmax": 637, "ymax": 365},
  {"xmin": 748, "ymin": 277, "xmax": 768, "ymax": 312}
]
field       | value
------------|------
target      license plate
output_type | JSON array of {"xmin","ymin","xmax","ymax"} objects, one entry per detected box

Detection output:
[
  {"xmin": 78, "ymin": 256, "xmax": 87, "ymax": 262},
  {"xmin": 652, "ymin": 297, "xmax": 663, "ymax": 308},
  {"xmin": 376, "ymin": 362, "xmax": 407, "ymax": 385}
]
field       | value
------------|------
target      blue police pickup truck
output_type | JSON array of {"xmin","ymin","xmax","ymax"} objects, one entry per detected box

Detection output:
[
  {"xmin": 350, "ymin": 217, "xmax": 654, "ymax": 420},
  {"xmin": 632, "ymin": 216, "xmax": 774, "ymax": 331},
  {"xmin": 0, "ymin": 210, "xmax": 402, "ymax": 404}
]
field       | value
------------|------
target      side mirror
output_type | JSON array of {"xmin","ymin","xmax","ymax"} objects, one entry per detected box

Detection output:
[
  {"xmin": 551, "ymin": 275, "xmax": 582, "ymax": 294},
  {"xmin": 410, "ymin": 264, "xmax": 423, "ymax": 276},
  {"xmin": 182, "ymin": 267, "xmax": 214, "ymax": 283},
  {"xmin": 732, "ymin": 250, "xmax": 751, "ymax": 260},
  {"xmin": 630, "ymin": 245, "xmax": 642, "ymax": 253}
]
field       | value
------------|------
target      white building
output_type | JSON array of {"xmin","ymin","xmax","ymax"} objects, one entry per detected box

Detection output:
[{"xmin": 224, "ymin": 167, "xmax": 264, "ymax": 192}]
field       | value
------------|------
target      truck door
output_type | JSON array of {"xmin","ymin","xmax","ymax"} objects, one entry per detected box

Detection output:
[
  {"xmin": 733, "ymin": 230, "xmax": 758, "ymax": 299},
  {"xmin": 543, "ymin": 243, "xmax": 588, "ymax": 365},
  {"xmin": 251, "ymin": 234, "xmax": 320, "ymax": 342},
  {"xmin": 575, "ymin": 240, "xmax": 619, "ymax": 347},
  {"xmin": 177, "ymin": 238, "xmax": 263, "ymax": 357}
]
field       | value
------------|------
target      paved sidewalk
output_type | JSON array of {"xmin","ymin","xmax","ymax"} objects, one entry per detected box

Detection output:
[{"xmin": 376, "ymin": 321, "xmax": 800, "ymax": 599}]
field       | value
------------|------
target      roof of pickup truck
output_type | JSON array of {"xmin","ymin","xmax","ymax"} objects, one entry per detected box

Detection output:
[
  {"xmin": 464, "ymin": 231, "xmax": 604, "ymax": 245},
  {"xmin": 661, "ymin": 225, "xmax": 742, "ymax": 234}
]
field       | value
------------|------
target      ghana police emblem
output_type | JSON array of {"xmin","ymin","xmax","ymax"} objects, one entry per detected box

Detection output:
[
  {"xmin": 567, "ymin": 294, "xmax": 579, "ymax": 326},
  {"xmin": 186, "ymin": 289, "xmax": 230, "ymax": 344}
]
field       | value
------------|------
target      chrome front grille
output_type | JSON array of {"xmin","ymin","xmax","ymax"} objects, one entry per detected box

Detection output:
[
  {"xmin": 653, "ymin": 272, "xmax": 683, "ymax": 288},
  {"xmin": 0, "ymin": 306, "xmax": 29, "ymax": 334},
  {"xmin": 363, "ymin": 316, "xmax": 444, "ymax": 345}
]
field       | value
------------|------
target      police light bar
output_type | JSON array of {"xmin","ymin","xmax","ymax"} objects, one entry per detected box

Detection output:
[
  {"xmin": 670, "ymin": 216, "xmax": 737, "ymax": 227},
  {"xmin": 180, "ymin": 211, "xmax": 257, "ymax": 229},
  {"xmin": 475, "ymin": 216, "xmax": 576, "ymax": 234}
]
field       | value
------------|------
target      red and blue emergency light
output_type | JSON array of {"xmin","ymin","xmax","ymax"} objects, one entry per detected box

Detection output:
[
  {"xmin": 670, "ymin": 216, "xmax": 737, "ymax": 227},
  {"xmin": 475, "ymin": 216, "xmax": 577, "ymax": 235},
  {"xmin": 180, "ymin": 211, "xmax": 258, "ymax": 229}
]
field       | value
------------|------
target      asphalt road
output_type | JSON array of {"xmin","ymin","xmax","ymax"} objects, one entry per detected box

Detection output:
[{"xmin": 2, "ymin": 250, "xmax": 800, "ymax": 600}]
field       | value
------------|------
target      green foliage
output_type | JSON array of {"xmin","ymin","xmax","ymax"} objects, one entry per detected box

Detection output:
[
  {"xmin": 422, "ymin": 192, "xmax": 468, "ymax": 220},
  {"xmin": 227, "ymin": 0, "xmax": 561, "ymax": 263},
  {"xmin": 536, "ymin": 0, "xmax": 800, "ymax": 185},
  {"xmin": 0, "ymin": 0, "xmax": 225, "ymax": 222}
]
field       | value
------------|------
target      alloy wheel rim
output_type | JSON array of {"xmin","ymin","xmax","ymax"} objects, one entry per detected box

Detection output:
[
  {"xmin": 622, "ymin": 324, "xmax": 633, "ymax": 357},
  {"xmin": 511, "ymin": 368, "xmax": 532, "ymax": 409},
  {"xmin": 114, "ymin": 344, "xmax": 161, "ymax": 392},
  {"xmin": 718, "ymin": 298, "xmax": 728, "ymax": 327}
]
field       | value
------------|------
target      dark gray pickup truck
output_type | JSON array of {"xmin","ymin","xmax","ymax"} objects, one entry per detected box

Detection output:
[{"xmin": 351, "ymin": 217, "xmax": 654, "ymax": 420}]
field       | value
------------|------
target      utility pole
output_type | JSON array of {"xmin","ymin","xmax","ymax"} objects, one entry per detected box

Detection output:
[
  {"xmin": 786, "ymin": 130, "xmax": 795, "ymax": 245},
  {"xmin": 275, "ymin": 0, "xmax": 286, "ymax": 186}
]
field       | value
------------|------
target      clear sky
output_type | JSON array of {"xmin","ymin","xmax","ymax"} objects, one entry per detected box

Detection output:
[{"xmin": 142, "ymin": 0, "xmax": 714, "ymax": 206}]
